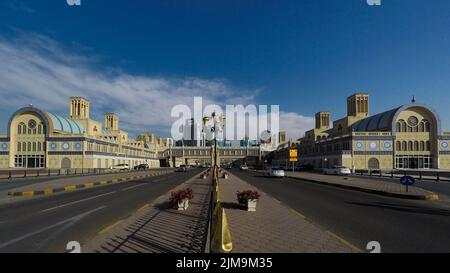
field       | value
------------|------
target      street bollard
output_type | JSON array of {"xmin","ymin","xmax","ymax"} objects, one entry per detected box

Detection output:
[{"xmin": 8, "ymin": 171, "xmax": 12, "ymax": 180}]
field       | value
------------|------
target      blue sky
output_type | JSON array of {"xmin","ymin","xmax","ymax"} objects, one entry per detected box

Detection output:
[{"xmin": 0, "ymin": 0, "xmax": 449, "ymax": 139}]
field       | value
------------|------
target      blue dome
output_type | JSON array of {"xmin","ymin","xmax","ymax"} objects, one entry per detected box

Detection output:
[
  {"xmin": 47, "ymin": 112, "xmax": 85, "ymax": 134},
  {"xmin": 352, "ymin": 107, "xmax": 401, "ymax": 132}
]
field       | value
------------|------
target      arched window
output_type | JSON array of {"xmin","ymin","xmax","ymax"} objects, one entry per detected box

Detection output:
[
  {"xmin": 38, "ymin": 124, "xmax": 42, "ymax": 135},
  {"xmin": 38, "ymin": 142, "xmax": 42, "ymax": 152},
  {"xmin": 408, "ymin": 141, "xmax": 413, "ymax": 151},
  {"xmin": 22, "ymin": 142, "xmax": 26, "ymax": 152},
  {"xmin": 420, "ymin": 141, "xmax": 425, "ymax": 151},
  {"xmin": 425, "ymin": 122, "xmax": 431, "ymax": 132},
  {"xmin": 396, "ymin": 122, "xmax": 401, "ymax": 132},
  {"xmin": 27, "ymin": 142, "xmax": 31, "ymax": 152},
  {"xmin": 414, "ymin": 141, "xmax": 419, "ymax": 151},
  {"xmin": 419, "ymin": 122, "xmax": 425, "ymax": 132},
  {"xmin": 402, "ymin": 141, "xmax": 407, "ymax": 151},
  {"xmin": 396, "ymin": 141, "xmax": 401, "ymax": 151},
  {"xmin": 32, "ymin": 142, "xmax": 36, "ymax": 152},
  {"xmin": 18, "ymin": 123, "xmax": 23, "ymax": 135},
  {"xmin": 17, "ymin": 142, "xmax": 21, "ymax": 152},
  {"xmin": 426, "ymin": 141, "xmax": 431, "ymax": 151}
]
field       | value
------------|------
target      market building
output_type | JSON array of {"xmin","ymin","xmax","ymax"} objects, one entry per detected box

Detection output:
[
  {"xmin": 0, "ymin": 97, "xmax": 160, "ymax": 169},
  {"xmin": 271, "ymin": 93, "xmax": 450, "ymax": 170}
]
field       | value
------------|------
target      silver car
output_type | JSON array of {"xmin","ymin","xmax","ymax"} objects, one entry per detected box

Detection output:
[{"xmin": 265, "ymin": 167, "xmax": 285, "ymax": 178}]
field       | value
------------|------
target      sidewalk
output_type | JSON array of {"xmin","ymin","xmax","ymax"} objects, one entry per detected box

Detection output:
[
  {"xmin": 219, "ymin": 173, "xmax": 355, "ymax": 253},
  {"xmin": 285, "ymin": 171, "xmax": 439, "ymax": 201},
  {"xmin": 3, "ymin": 169, "xmax": 172, "ymax": 199},
  {"xmin": 83, "ymin": 172, "xmax": 212, "ymax": 253}
]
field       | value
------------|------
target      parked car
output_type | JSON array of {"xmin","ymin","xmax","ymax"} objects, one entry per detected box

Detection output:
[
  {"xmin": 240, "ymin": 164, "xmax": 249, "ymax": 171},
  {"xmin": 110, "ymin": 164, "xmax": 130, "ymax": 171},
  {"xmin": 323, "ymin": 166, "xmax": 351, "ymax": 175},
  {"xmin": 265, "ymin": 167, "xmax": 285, "ymax": 178},
  {"xmin": 134, "ymin": 163, "xmax": 149, "ymax": 170},
  {"xmin": 176, "ymin": 165, "xmax": 188, "ymax": 172}
]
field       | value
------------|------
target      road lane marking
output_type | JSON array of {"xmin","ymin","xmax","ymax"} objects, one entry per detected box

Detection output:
[
  {"xmin": 40, "ymin": 191, "xmax": 116, "ymax": 213},
  {"xmin": 0, "ymin": 206, "xmax": 106, "ymax": 249},
  {"xmin": 272, "ymin": 197, "xmax": 281, "ymax": 203},
  {"xmin": 99, "ymin": 220, "xmax": 124, "ymax": 234},
  {"xmin": 290, "ymin": 208, "xmax": 306, "ymax": 219},
  {"xmin": 326, "ymin": 231, "xmax": 363, "ymax": 253},
  {"xmin": 138, "ymin": 204, "xmax": 150, "ymax": 212},
  {"xmin": 120, "ymin": 184, "xmax": 146, "ymax": 191}
]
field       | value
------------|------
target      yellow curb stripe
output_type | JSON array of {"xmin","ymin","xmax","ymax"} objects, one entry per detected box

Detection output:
[
  {"xmin": 272, "ymin": 197, "xmax": 281, "ymax": 203},
  {"xmin": 290, "ymin": 208, "xmax": 306, "ymax": 219},
  {"xmin": 99, "ymin": 220, "xmax": 124, "ymax": 235},
  {"xmin": 84, "ymin": 182, "xmax": 94, "ymax": 188},
  {"xmin": 22, "ymin": 191, "xmax": 35, "ymax": 197},
  {"xmin": 64, "ymin": 185, "xmax": 76, "ymax": 191},
  {"xmin": 138, "ymin": 204, "xmax": 150, "ymax": 212},
  {"xmin": 111, "ymin": 178, "xmax": 119, "ymax": 183},
  {"xmin": 44, "ymin": 189, "xmax": 53, "ymax": 195},
  {"xmin": 100, "ymin": 180, "xmax": 108, "ymax": 185},
  {"xmin": 326, "ymin": 231, "xmax": 363, "ymax": 253},
  {"xmin": 426, "ymin": 194, "xmax": 439, "ymax": 201}
]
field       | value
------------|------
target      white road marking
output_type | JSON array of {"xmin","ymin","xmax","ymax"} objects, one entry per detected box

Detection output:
[
  {"xmin": 0, "ymin": 206, "xmax": 106, "ymax": 249},
  {"xmin": 40, "ymin": 191, "xmax": 116, "ymax": 213},
  {"xmin": 120, "ymin": 184, "xmax": 146, "ymax": 191}
]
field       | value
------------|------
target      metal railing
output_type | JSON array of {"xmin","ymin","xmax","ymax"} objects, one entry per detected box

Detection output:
[
  {"xmin": 209, "ymin": 166, "xmax": 233, "ymax": 253},
  {"xmin": 0, "ymin": 167, "xmax": 172, "ymax": 180},
  {"xmin": 354, "ymin": 169, "xmax": 450, "ymax": 182}
]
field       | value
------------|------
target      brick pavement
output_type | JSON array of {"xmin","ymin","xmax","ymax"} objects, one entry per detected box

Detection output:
[
  {"xmin": 219, "ymin": 173, "xmax": 355, "ymax": 253},
  {"xmin": 84, "ymin": 172, "xmax": 212, "ymax": 253}
]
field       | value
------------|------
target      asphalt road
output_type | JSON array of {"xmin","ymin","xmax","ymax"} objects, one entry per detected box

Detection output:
[
  {"xmin": 0, "ymin": 169, "xmax": 203, "ymax": 253},
  {"xmin": 231, "ymin": 169, "xmax": 450, "ymax": 253}
]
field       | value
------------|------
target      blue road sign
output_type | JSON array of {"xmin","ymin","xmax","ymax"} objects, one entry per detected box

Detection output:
[{"xmin": 400, "ymin": 176, "xmax": 416, "ymax": 186}]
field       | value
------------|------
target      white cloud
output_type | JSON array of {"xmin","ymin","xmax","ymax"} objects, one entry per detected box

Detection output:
[
  {"xmin": 0, "ymin": 32, "xmax": 314, "ymax": 139},
  {"xmin": 279, "ymin": 112, "xmax": 315, "ymax": 140}
]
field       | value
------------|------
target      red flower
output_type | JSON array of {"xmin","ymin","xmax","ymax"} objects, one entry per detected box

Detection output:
[
  {"xmin": 237, "ymin": 190, "xmax": 260, "ymax": 204},
  {"xmin": 169, "ymin": 188, "xmax": 194, "ymax": 206}
]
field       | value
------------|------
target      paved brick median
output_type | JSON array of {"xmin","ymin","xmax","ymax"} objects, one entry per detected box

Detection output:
[
  {"xmin": 84, "ymin": 173, "xmax": 212, "ymax": 253},
  {"xmin": 220, "ymin": 173, "xmax": 354, "ymax": 253}
]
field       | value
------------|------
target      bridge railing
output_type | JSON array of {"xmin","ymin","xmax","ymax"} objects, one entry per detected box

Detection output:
[
  {"xmin": 0, "ymin": 167, "xmax": 172, "ymax": 180},
  {"xmin": 354, "ymin": 169, "xmax": 450, "ymax": 182}
]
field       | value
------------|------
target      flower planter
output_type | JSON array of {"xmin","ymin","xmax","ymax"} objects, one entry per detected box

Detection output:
[
  {"xmin": 177, "ymin": 198, "xmax": 190, "ymax": 210},
  {"xmin": 170, "ymin": 188, "xmax": 194, "ymax": 211},
  {"xmin": 223, "ymin": 173, "xmax": 229, "ymax": 179},
  {"xmin": 237, "ymin": 190, "xmax": 260, "ymax": 212},
  {"xmin": 245, "ymin": 199, "xmax": 258, "ymax": 212}
]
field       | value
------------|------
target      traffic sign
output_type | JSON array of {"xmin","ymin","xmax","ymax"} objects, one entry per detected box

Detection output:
[
  {"xmin": 289, "ymin": 149, "xmax": 298, "ymax": 158},
  {"xmin": 400, "ymin": 176, "xmax": 415, "ymax": 186},
  {"xmin": 289, "ymin": 158, "xmax": 298, "ymax": 162}
]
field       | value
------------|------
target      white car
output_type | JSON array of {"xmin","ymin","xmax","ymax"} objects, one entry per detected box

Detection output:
[
  {"xmin": 110, "ymin": 164, "xmax": 130, "ymax": 171},
  {"xmin": 265, "ymin": 167, "xmax": 285, "ymax": 178},
  {"xmin": 323, "ymin": 166, "xmax": 351, "ymax": 175},
  {"xmin": 239, "ymin": 165, "xmax": 249, "ymax": 171}
]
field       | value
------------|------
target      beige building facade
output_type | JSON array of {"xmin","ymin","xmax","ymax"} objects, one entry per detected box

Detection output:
[
  {"xmin": 275, "ymin": 93, "xmax": 450, "ymax": 171},
  {"xmin": 0, "ymin": 97, "xmax": 160, "ymax": 169}
]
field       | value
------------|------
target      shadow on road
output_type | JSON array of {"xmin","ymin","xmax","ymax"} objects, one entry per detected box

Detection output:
[{"xmin": 346, "ymin": 201, "xmax": 450, "ymax": 217}]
